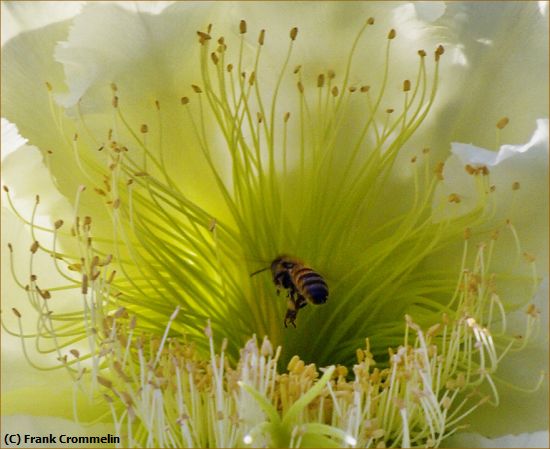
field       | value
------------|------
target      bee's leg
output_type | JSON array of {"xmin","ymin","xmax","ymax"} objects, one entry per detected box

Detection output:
[
  {"xmin": 284, "ymin": 308, "xmax": 297, "ymax": 328},
  {"xmin": 296, "ymin": 295, "xmax": 307, "ymax": 309},
  {"xmin": 284, "ymin": 297, "xmax": 298, "ymax": 328}
]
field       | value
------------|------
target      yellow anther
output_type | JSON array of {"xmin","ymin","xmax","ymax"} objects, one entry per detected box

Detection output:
[
  {"xmin": 317, "ymin": 73, "xmax": 325, "ymax": 88},
  {"xmin": 196, "ymin": 31, "xmax": 211, "ymax": 44},
  {"xmin": 434, "ymin": 161, "xmax": 445, "ymax": 180},
  {"xmin": 435, "ymin": 44, "xmax": 445, "ymax": 61},
  {"xmin": 448, "ymin": 193, "xmax": 461, "ymax": 203},
  {"xmin": 496, "ymin": 117, "xmax": 509, "ymax": 130},
  {"xmin": 239, "ymin": 20, "xmax": 247, "ymax": 34},
  {"xmin": 526, "ymin": 304, "xmax": 540, "ymax": 317}
]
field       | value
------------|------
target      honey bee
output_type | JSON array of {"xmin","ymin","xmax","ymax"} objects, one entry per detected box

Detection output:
[{"xmin": 250, "ymin": 255, "xmax": 329, "ymax": 327}]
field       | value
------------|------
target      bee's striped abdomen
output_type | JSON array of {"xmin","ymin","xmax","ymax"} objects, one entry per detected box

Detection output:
[{"xmin": 293, "ymin": 267, "xmax": 329, "ymax": 305}]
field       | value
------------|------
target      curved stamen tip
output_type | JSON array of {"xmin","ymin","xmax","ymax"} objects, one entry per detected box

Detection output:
[
  {"xmin": 30, "ymin": 241, "xmax": 39, "ymax": 253},
  {"xmin": 317, "ymin": 73, "xmax": 325, "ymax": 88},
  {"xmin": 170, "ymin": 306, "xmax": 181, "ymax": 321},
  {"xmin": 388, "ymin": 29, "xmax": 397, "ymax": 40},
  {"xmin": 239, "ymin": 20, "xmax": 247, "ymax": 34},
  {"xmin": 192, "ymin": 84, "xmax": 203, "ymax": 94},
  {"xmin": 197, "ymin": 31, "xmax": 211, "ymax": 44},
  {"xmin": 448, "ymin": 193, "xmax": 461, "ymax": 203},
  {"xmin": 367, "ymin": 17, "xmax": 375, "ymax": 25},
  {"xmin": 290, "ymin": 27, "xmax": 298, "ymax": 41},
  {"xmin": 435, "ymin": 44, "xmax": 445, "ymax": 61},
  {"xmin": 496, "ymin": 116, "xmax": 510, "ymax": 129}
]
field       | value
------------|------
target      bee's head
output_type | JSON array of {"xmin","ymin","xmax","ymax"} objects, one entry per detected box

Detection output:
[
  {"xmin": 271, "ymin": 255, "xmax": 298, "ymax": 273},
  {"xmin": 250, "ymin": 255, "xmax": 300, "ymax": 277}
]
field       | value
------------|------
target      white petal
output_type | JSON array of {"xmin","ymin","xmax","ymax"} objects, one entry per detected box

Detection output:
[
  {"xmin": 452, "ymin": 118, "xmax": 549, "ymax": 166},
  {"xmin": 1, "ymin": 142, "xmax": 73, "ymax": 232},
  {"xmin": 435, "ymin": 119, "xmax": 549, "ymax": 269},
  {"xmin": 539, "ymin": 1, "xmax": 549, "ymax": 17},
  {"xmin": 413, "ymin": 2, "xmax": 446, "ymax": 22},
  {"xmin": 433, "ymin": 2, "xmax": 548, "ymax": 147},
  {"xmin": 1, "ymin": 118, "xmax": 27, "ymax": 160},
  {"xmin": 444, "ymin": 430, "xmax": 549, "ymax": 448},
  {"xmin": 434, "ymin": 120, "xmax": 549, "ymax": 436},
  {"xmin": 1, "ymin": 209, "xmax": 81, "ymax": 416},
  {"xmin": 53, "ymin": 2, "xmax": 216, "ymax": 108},
  {"xmin": 1, "ymin": 1, "xmax": 83, "ymax": 46},
  {"xmin": 113, "ymin": 1, "xmax": 175, "ymax": 15},
  {"xmin": 462, "ymin": 278, "xmax": 548, "ymax": 437},
  {"xmin": 1, "ymin": 10, "xmax": 74, "ymax": 179}
]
